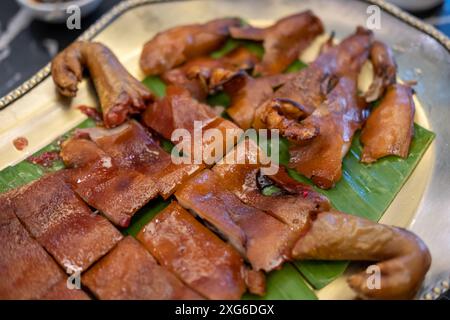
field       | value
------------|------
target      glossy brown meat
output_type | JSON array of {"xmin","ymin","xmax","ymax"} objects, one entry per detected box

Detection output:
[
  {"xmin": 281, "ymin": 28, "xmax": 373, "ymax": 188},
  {"xmin": 51, "ymin": 41, "xmax": 152, "ymax": 128},
  {"xmin": 292, "ymin": 211, "xmax": 431, "ymax": 299},
  {"xmin": 143, "ymin": 86, "xmax": 217, "ymax": 140},
  {"xmin": 253, "ymin": 27, "xmax": 374, "ymax": 142},
  {"xmin": 61, "ymin": 138, "xmax": 159, "ymax": 227},
  {"xmin": 162, "ymin": 47, "xmax": 259, "ymax": 101},
  {"xmin": 13, "ymin": 172, "xmax": 123, "ymax": 272},
  {"xmin": 82, "ymin": 120, "xmax": 203, "ymax": 199},
  {"xmin": 144, "ymin": 86, "xmax": 242, "ymax": 165},
  {"xmin": 137, "ymin": 201, "xmax": 249, "ymax": 299},
  {"xmin": 365, "ymin": 41, "xmax": 397, "ymax": 103},
  {"xmin": 213, "ymin": 139, "xmax": 330, "ymax": 230},
  {"xmin": 361, "ymin": 84, "xmax": 415, "ymax": 163},
  {"xmin": 0, "ymin": 193, "xmax": 65, "ymax": 299},
  {"xmin": 257, "ymin": 98, "xmax": 319, "ymax": 144},
  {"xmin": 83, "ymin": 236, "xmax": 202, "ymax": 300},
  {"xmin": 225, "ymin": 73, "xmax": 294, "ymax": 130},
  {"xmin": 288, "ymin": 76, "xmax": 367, "ymax": 189},
  {"xmin": 39, "ymin": 280, "xmax": 91, "ymax": 300},
  {"xmin": 230, "ymin": 11, "xmax": 324, "ymax": 75},
  {"xmin": 140, "ymin": 18, "xmax": 241, "ymax": 75},
  {"xmin": 175, "ymin": 170, "xmax": 297, "ymax": 272}
]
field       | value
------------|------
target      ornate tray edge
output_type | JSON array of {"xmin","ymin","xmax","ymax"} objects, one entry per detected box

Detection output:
[{"xmin": 0, "ymin": 0, "xmax": 449, "ymax": 110}]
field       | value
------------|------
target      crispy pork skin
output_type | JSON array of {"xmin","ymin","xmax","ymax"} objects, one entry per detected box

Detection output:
[
  {"xmin": 137, "ymin": 201, "xmax": 249, "ymax": 299},
  {"xmin": 83, "ymin": 236, "xmax": 202, "ymax": 300},
  {"xmin": 51, "ymin": 41, "xmax": 152, "ymax": 128},
  {"xmin": 175, "ymin": 170, "xmax": 297, "ymax": 272},
  {"xmin": 12, "ymin": 172, "xmax": 122, "ymax": 272},
  {"xmin": 39, "ymin": 280, "xmax": 91, "ymax": 300},
  {"xmin": 213, "ymin": 139, "xmax": 329, "ymax": 230},
  {"xmin": 0, "ymin": 193, "xmax": 65, "ymax": 299},
  {"xmin": 81, "ymin": 121, "xmax": 204, "ymax": 199},
  {"xmin": 61, "ymin": 138, "xmax": 159, "ymax": 227}
]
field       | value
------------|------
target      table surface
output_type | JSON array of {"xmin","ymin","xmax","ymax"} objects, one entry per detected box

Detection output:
[{"xmin": 0, "ymin": 0, "xmax": 449, "ymax": 300}]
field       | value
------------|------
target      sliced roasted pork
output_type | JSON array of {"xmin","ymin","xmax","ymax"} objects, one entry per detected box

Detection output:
[
  {"xmin": 79, "ymin": 120, "xmax": 204, "ymax": 199},
  {"xmin": 140, "ymin": 18, "xmax": 241, "ymax": 75},
  {"xmin": 292, "ymin": 211, "xmax": 431, "ymax": 299},
  {"xmin": 137, "ymin": 201, "xmax": 251, "ymax": 299},
  {"xmin": 83, "ymin": 236, "xmax": 202, "ymax": 300},
  {"xmin": 213, "ymin": 139, "xmax": 330, "ymax": 230},
  {"xmin": 360, "ymin": 84, "xmax": 415, "ymax": 163},
  {"xmin": 61, "ymin": 138, "xmax": 160, "ymax": 227},
  {"xmin": 175, "ymin": 170, "xmax": 297, "ymax": 272},
  {"xmin": 0, "ymin": 193, "xmax": 65, "ymax": 299},
  {"xmin": 12, "ymin": 172, "xmax": 123, "ymax": 272},
  {"xmin": 230, "ymin": 11, "xmax": 324, "ymax": 75},
  {"xmin": 162, "ymin": 47, "xmax": 259, "ymax": 101},
  {"xmin": 52, "ymin": 42, "xmax": 152, "ymax": 128},
  {"xmin": 143, "ymin": 86, "xmax": 242, "ymax": 165}
]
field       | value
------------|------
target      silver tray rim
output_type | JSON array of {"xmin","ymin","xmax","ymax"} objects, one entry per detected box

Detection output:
[{"xmin": 0, "ymin": 0, "xmax": 449, "ymax": 110}]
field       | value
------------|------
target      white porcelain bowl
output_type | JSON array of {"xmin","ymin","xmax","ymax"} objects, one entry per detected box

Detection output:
[
  {"xmin": 387, "ymin": 0, "xmax": 444, "ymax": 11},
  {"xmin": 16, "ymin": 0, "xmax": 102, "ymax": 23}
]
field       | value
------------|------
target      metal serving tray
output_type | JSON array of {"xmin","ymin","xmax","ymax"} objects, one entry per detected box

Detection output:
[{"xmin": 0, "ymin": 0, "xmax": 449, "ymax": 299}]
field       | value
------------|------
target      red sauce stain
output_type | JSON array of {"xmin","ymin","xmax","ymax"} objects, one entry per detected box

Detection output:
[
  {"xmin": 77, "ymin": 105, "xmax": 102, "ymax": 122},
  {"xmin": 13, "ymin": 137, "xmax": 28, "ymax": 151},
  {"xmin": 27, "ymin": 151, "xmax": 60, "ymax": 168},
  {"xmin": 302, "ymin": 190, "xmax": 309, "ymax": 198}
]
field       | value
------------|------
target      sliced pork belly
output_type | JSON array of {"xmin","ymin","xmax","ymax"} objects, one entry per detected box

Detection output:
[
  {"xmin": 175, "ymin": 170, "xmax": 297, "ymax": 272},
  {"xmin": 230, "ymin": 11, "xmax": 324, "ymax": 75},
  {"xmin": 140, "ymin": 18, "xmax": 241, "ymax": 75},
  {"xmin": 61, "ymin": 138, "xmax": 159, "ymax": 227},
  {"xmin": 162, "ymin": 47, "xmax": 258, "ymax": 101},
  {"xmin": 213, "ymin": 139, "xmax": 329, "ymax": 230},
  {"xmin": 39, "ymin": 280, "xmax": 90, "ymax": 300},
  {"xmin": 143, "ymin": 87, "xmax": 242, "ymax": 165},
  {"xmin": 83, "ymin": 236, "xmax": 202, "ymax": 300},
  {"xmin": 0, "ymin": 193, "xmax": 65, "ymax": 299},
  {"xmin": 360, "ymin": 84, "xmax": 415, "ymax": 163},
  {"xmin": 81, "ymin": 120, "xmax": 203, "ymax": 199},
  {"xmin": 137, "ymin": 201, "xmax": 249, "ymax": 299},
  {"xmin": 12, "ymin": 172, "xmax": 122, "ymax": 272}
]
